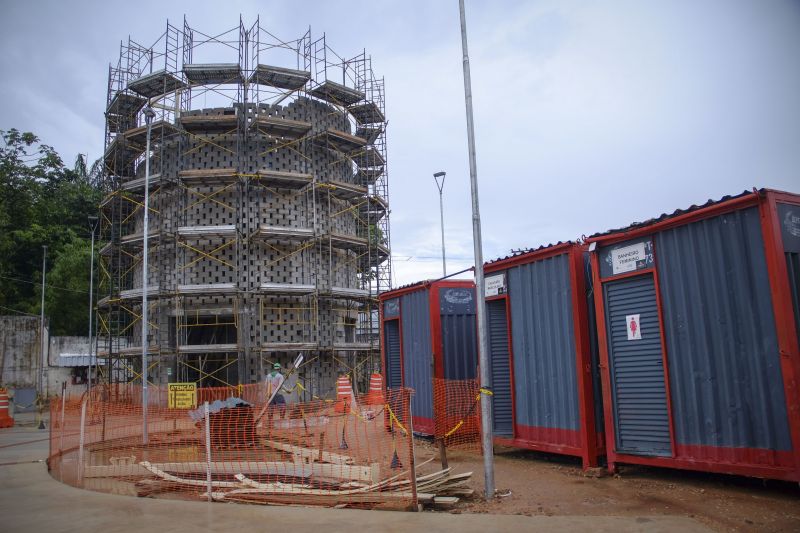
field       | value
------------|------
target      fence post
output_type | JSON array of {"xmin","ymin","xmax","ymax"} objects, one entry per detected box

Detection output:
[
  {"xmin": 58, "ymin": 382, "xmax": 66, "ymax": 454},
  {"xmin": 406, "ymin": 389, "xmax": 418, "ymax": 511},
  {"xmin": 204, "ymin": 401, "xmax": 212, "ymax": 502},
  {"xmin": 77, "ymin": 397, "xmax": 87, "ymax": 485}
]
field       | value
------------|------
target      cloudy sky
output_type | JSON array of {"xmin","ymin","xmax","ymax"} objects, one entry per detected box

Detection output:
[{"xmin": 1, "ymin": 0, "xmax": 798, "ymax": 286}]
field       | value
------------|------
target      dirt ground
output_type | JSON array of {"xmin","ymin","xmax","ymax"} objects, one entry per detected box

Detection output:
[{"xmin": 414, "ymin": 441, "xmax": 800, "ymax": 532}]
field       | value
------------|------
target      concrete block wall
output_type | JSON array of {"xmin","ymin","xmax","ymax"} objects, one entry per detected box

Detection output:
[{"xmin": 114, "ymin": 96, "xmax": 380, "ymax": 389}]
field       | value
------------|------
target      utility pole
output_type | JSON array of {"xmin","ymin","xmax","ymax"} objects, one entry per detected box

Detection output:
[
  {"xmin": 141, "ymin": 106, "xmax": 155, "ymax": 445},
  {"xmin": 434, "ymin": 171, "xmax": 447, "ymax": 277},
  {"xmin": 39, "ymin": 245, "xmax": 48, "ymax": 397},
  {"xmin": 87, "ymin": 216, "xmax": 99, "ymax": 391},
  {"xmin": 458, "ymin": 0, "xmax": 495, "ymax": 499}
]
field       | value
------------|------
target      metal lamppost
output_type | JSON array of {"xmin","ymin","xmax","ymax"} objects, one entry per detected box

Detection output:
[
  {"xmin": 433, "ymin": 171, "xmax": 447, "ymax": 277},
  {"xmin": 39, "ymin": 245, "xmax": 48, "ymax": 397},
  {"xmin": 87, "ymin": 216, "xmax": 99, "ymax": 391},
  {"xmin": 459, "ymin": 0, "xmax": 495, "ymax": 499},
  {"xmin": 141, "ymin": 106, "xmax": 155, "ymax": 445}
]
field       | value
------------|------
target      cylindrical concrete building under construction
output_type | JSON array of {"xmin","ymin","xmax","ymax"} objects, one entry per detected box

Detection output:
[{"xmin": 98, "ymin": 19, "xmax": 391, "ymax": 398}]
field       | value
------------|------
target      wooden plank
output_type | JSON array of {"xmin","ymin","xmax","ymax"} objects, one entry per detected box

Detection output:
[
  {"xmin": 84, "ymin": 461, "xmax": 312, "ymax": 479},
  {"xmin": 261, "ymin": 438, "xmax": 353, "ymax": 465}
]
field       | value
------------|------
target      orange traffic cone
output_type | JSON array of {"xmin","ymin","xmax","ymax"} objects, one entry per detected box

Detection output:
[
  {"xmin": 334, "ymin": 375, "xmax": 355, "ymax": 414},
  {"xmin": 0, "ymin": 388, "xmax": 14, "ymax": 429},
  {"xmin": 365, "ymin": 373, "xmax": 385, "ymax": 406}
]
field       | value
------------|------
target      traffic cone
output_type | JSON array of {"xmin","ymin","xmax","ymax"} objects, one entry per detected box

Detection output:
[
  {"xmin": 0, "ymin": 389, "xmax": 14, "ymax": 429},
  {"xmin": 365, "ymin": 373, "xmax": 385, "ymax": 406},
  {"xmin": 334, "ymin": 375, "xmax": 355, "ymax": 414}
]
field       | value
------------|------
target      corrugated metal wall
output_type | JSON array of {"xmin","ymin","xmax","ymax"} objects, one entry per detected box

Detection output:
[
  {"xmin": 384, "ymin": 320, "xmax": 402, "ymax": 388},
  {"xmin": 487, "ymin": 299, "xmax": 513, "ymax": 436},
  {"xmin": 439, "ymin": 287, "xmax": 478, "ymax": 380},
  {"xmin": 604, "ymin": 275, "xmax": 672, "ymax": 456},
  {"xmin": 401, "ymin": 289, "xmax": 433, "ymax": 420},
  {"xmin": 656, "ymin": 206, "xmax": 792, "ymax": 451},
  {"xmin": 508, "ymin": 254, "xmax": 580, "ymax": 435}
]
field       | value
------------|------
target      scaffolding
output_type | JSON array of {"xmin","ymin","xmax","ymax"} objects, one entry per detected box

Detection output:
[{"xmin": 98, "ymin": 17, "xmax": 392, "ymax": 397}]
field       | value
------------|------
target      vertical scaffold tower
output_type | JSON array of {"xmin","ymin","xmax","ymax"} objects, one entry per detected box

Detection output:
[{"xmin": 98, "ymin": 17, "xmax": 392, "ymax": 398}]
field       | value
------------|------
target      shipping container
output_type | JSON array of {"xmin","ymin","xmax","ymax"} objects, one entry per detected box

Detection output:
[
  {"xmin": 379, "ymin": 280, "xmax": 478, "ymax": 435},
  {"xmin": 588, "ymin": 189, "xmax": 800, "ymax": 481},
  {"xmin": 484, "ymin": 243, "xmax": 605, "ymax": 468}
]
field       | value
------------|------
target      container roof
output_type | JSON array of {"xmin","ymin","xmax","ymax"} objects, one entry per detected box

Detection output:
[
  {"xmin": 484, "ymin": 241, "xmax": 575, "ymax": 267},
  {"xmin": 587, "ymin": 189, "xmax": 760, "ymax": 241}
]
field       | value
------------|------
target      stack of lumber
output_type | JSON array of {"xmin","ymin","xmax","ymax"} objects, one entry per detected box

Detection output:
[{"xmin": 131, "ymin": 457, "xmax": 473, "ymax": 510}]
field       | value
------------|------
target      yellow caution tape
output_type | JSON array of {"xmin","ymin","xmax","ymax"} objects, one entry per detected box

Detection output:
[
  {"xmin": 385, "ymin": 403, "xmax": 408, "ymax": 435},
  {"xmin": 444, "ymin": 420, "xmax": 464, "ymax": 438}
]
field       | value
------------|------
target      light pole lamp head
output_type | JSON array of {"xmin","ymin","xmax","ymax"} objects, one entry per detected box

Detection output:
[
  {"xmin": 433, "ymin": 171, "xmax": 446, "ymax": 192},
  {"xmin": 143, "ymin": 106, "xmax": 156, "ymax": 124},
  {"xmin": 88, "ymin": 215, "xmax": 99, "ymax": 232}
]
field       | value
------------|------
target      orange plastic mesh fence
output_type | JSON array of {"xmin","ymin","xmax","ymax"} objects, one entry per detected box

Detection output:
[
  {"xmin": 48, "ymin": 383, "xmax": 418, "ymax": 510},
  {"xmin": 432, "ymin": 378, "xmax": 482, "ymax": 453}
]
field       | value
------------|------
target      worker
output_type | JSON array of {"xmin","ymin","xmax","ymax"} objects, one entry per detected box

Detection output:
[{"xmin": 266, "ymin": 362, "xmax": 287, "ymax": 421}]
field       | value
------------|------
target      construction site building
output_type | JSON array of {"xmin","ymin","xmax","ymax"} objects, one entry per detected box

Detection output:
[{"xmin": 97, "ymin": 18, "xmax": 391, "ymax": 397}]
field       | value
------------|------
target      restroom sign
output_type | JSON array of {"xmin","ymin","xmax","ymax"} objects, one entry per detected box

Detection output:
[{"xmin": 626, "ymin": 314, "xmax": 642, "ymax": 340}]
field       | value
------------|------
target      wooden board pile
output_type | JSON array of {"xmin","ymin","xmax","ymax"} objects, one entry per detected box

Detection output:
[{"xmin": 127, "ymin": 452, "xmax": 474, "ymax": 510}]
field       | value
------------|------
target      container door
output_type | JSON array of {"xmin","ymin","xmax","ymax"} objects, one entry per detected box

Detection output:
[
  {"xmin": 384, "ymin": 320, "xmax": 402, "ymax": 388},
  {"xmin": 778, "ymin": 203, "xmax": 800, "ymax": 351},
  {"xmin": 604, "ymin": 274, "xmax": 672, "ymax": 457},
  {"xmin": 487, "ymin": 299, "xmax": 513, "ymax": 437}
]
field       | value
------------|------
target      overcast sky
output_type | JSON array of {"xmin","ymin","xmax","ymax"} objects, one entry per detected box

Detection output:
[{"xmin": 1, "ymin": 0, "xmax": 798, "ymax": 287}]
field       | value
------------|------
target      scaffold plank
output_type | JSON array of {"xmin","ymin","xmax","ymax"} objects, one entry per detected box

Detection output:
[
  {"xmin": 180, "ymin": 113, "xmax": 239, "ymax": 132},
  {"xmin": 314, "ymin": 128, "xmax": 367, "ymax": 154},
  {"xmin": 259, "ymin": 282, "xmax": 316, "ymax": 295},
  {"xmin": 249, "ymin": 64, "xmax": 311, "ymax": 90},
  {"xmin": 107, "ymin": 91, "xmax": 146, "ymax": 116},
  {"xmin": 255, "ymin": 225, "xmax": 315, "ymax": 241},
  {"xmin": 183, "ymin": 63, "xmax": 243, "ymax": 85},
  {"xmin": 128, "ymin": 69, "xmax": 187, "ymax": 98},
  {"xmin": 347, "ymin": 101, "xmax": 385, "ymax": 125},
  {"xmin": 309, "ymin": 80, "xmax": 364, "ymax": 106},
  {"xmin": 351, "ymin": 147, "xmax": 385, "ymax": 168},
  {"xmin": 177, "ymin": 224, "xmax": 237, "ymax": 239},
  {"xmin": 251, "ymin": 115, "xmax": 312, "ymax": 138}
]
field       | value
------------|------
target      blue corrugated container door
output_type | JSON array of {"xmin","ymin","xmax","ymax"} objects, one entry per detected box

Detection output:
[
  {"xmin": 604, "ymin": 275, "xmax": 672, "ymax": 456},
  {"xmin": 487, "ymin": 299, "xmax": 513, "ymax": 437},
  {"xmin": 401, "ymin": 290, "xmax": 434, "ymax": 421},
  {"xmin": 384, "ymin": 320, "xmax": 402, "ymax": 388}
]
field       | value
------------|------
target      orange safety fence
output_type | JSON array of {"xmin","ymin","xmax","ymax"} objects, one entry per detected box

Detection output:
[
  {"xmin": 433, "ymin": 378, "xmax": 483, "ymax": 453},
  {"xmin": 47, "ymin": 382, "xmax": 419, "ymax": 510}
]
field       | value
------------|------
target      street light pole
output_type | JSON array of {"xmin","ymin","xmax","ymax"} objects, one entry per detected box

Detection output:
[
  {"xmin": 141, "ymin": 106, "xmax": 155, "ymax": 445},
  {"xmin": 458, "ymin": 0, "xmax": 495, "ymax": 500},
  {"xmin": 433, "ymin": 171, "xmax": 447, "ymax": 277},
  {"xmin": 87, "ymin": 216, "xmax": 99, "ymax": 391},
  {"xmin": 39, "ymin": 245, "xmax": 48, "ymax": 397}
]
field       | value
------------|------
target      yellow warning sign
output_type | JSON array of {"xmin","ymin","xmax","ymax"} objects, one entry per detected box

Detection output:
[{"xmin": 168, "ymin": 383, "xmax": 197, "ymax": 409}]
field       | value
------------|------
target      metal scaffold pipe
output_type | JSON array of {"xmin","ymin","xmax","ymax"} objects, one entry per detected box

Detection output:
[
  {"xmin": 141, "ymin": 106, "xmax": 155, "ymax": 445},
  {"xmin": 458, "ymin": 0, "xmax": 495, "ymax": 500}
]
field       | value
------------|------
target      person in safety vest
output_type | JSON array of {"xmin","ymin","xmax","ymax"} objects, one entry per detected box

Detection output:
[{"xmin": 266, "ymin": 362, "xmax": 287, "ymax": 421}]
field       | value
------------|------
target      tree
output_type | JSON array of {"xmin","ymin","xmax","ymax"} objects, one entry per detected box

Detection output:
[{"xmin": 0, "ymin": 129, "xmax": 101, "ymax": 334}]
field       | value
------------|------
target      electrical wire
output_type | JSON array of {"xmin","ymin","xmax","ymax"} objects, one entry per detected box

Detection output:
[{"xmin": 0, "ymin": 274, "xmax": 89, "ymax": 294}]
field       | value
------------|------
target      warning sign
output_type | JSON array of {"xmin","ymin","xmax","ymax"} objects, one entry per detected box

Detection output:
[
  {"xmin": 626, "ymin": 314, "xmax": 642, "ymax": 340},
  {"xmin": 168, "ymin": 383, "xmax": 197, "ymax": 409}
]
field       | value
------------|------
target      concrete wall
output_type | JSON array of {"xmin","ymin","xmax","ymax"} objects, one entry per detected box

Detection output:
[{"xmin": 0, "ymin": 316, "xmax": 44, "ymax": 389}]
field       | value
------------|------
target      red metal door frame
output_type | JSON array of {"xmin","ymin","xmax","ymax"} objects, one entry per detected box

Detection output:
[
  {"xmin": 759, "ymin": 191, "xmax": 800, "ymax": 473},
  {"xmin": 590, "ymin": 252, "xmax": 677, "ymax": 471},
  {"xmin": 568, "ymin": 246, "xmax": 601, "ymax": 467}
]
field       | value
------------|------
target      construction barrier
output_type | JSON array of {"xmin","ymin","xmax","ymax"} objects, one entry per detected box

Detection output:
[
  {"xmin": 365, "ymin": 373, "xmax": 385, "ymax": 406},
  {"xmin": 47, "ymin": 382, "xmax": 421, "ymax": 510},
  {"xmin": 433, "ymin": 378, "xmax": 482, "ymax": 453},
  {"xmin": 0, "ymin": 388, "xmax": 14, "ymax": 428}
]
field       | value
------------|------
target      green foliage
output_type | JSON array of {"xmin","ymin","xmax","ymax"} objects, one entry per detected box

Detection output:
[{"xmin": 0, "ymin": 129, "xmax": 102, "ymax": 334}]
